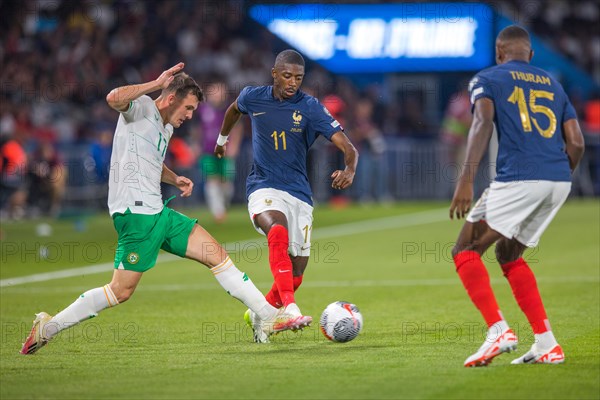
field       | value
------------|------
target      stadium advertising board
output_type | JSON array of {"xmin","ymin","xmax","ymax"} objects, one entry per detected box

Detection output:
[{"xmin": 249, "ymin": 3, "xmax": 494, "ymax": 73}]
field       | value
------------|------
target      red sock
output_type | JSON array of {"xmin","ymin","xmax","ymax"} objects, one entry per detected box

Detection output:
[
  {"xmin": 265, "ymin": 283, "xmax": 282, "ymax": 308},
  {"xmin": 265, "ymin": 275, "xmax": 303, "ymax": 308},
  {"xmin": 293, "ymin": 275, "xmax": 303, "ymax": 291},
  {"xmin": 454, "ymin": 250, "xmax": 503, "ymax": 327},
  {"xmin": 501, "ymin": 258, "xmax": 549, "ymax": 334},
  {"xmin": 267, "ymin": 225, "xmax": 294, "ymax": 306}
]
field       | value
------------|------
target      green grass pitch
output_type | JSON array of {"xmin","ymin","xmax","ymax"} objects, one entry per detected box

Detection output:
[{"xmin": 1, "ymin": 200, "xmax": 598, "ymax": 399}]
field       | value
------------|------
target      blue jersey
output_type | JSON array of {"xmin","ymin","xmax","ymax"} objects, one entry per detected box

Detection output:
[
  {"xmin": 237, "ymin": 86, "xmax": 342, "ymax": 205},
  {"xmin": 469, "ymin": 60, "xmax": 577, "ymax": 182}
]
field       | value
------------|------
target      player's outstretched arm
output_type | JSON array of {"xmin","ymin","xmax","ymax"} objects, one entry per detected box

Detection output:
[
  {"xmin": 450, "ymin": 98, "xmax": 495, "ymax": 220},
  {"xmin": 106, "ymin": 62, "xmax": 185, "ymax": 112},
  {"xmin": 330, "ymin": 131, "xmax": 358, "ymax": 190},
  {"xmin": 161, "ymin": 164, "xmax": 193, "ymax": 197},
  {"xmin": 562, "ymin": 119, "xmax": 585, "ymax": 172},
  {"xmin": 214, "ymin": 100, "xmax": 243, "ymax": 159}
]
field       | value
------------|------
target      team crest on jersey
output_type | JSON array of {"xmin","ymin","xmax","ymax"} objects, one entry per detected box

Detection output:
[
  {"xmin": 127, "ymin": 252, "xmax": 140, "ymax": 264},
  {"xmin": 292, "ymin": 111, "xmax": 302, "ymax": 125}
]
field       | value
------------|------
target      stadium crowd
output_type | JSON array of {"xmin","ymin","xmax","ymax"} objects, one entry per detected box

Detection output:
[{"xmin": 1, "ymin": 0, "xmax": 599, "ymax": 219}]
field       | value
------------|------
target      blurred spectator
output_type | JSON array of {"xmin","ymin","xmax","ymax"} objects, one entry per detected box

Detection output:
[
  {"xmin": 27, "ymin": 141, "xmax": 67, "ymax": 217},
  {"xmin": 89, "ymin": 126, "xmax": 113, "ymax": 183},
  {"xmin": 350, "ymin": 97, "xmax": 390, "ymax": 203},
  {"xmin": 583, "ymin": 92, "xmax": 600, "ymax": 194},
  {"xmin": 398, "ymin": 94, "xmax": 430, "ymax": 138},
  {"xmin": 195, "ymin": 81, "xmax": 241, "ymax": 223},
  {"xmin": 584, "ymin": 92, "xmax": 600, "ymax": 133},
  {"xmin": 440, "ymin": 85, "xmax": 473, "ymax": 167},
  {"xmin": 163, "ymin": 135, "xmax": 197, "ymax": 207},
  {"xmin": 0, "ymin": 131, "xmax": 28, "ymax": 220},
  {"xmin": 321, "ymin": 94, "xmax": 347, "ymax": 128}
]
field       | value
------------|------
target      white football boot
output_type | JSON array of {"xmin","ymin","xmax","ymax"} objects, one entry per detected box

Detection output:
[
  {"xmin": 511, "ymin": 343, "xmax": 565, "ymax": 364},
  {"xmin": 464, "ymin": 327, "xmax": 518, "ymax": 367},
  {"xmin": 244, "ymin": 304, "xmax": 312, "ymax": 343},
  {"xmin": 20, "ymin": 312, "xmax": 53, "ymax": 355}
]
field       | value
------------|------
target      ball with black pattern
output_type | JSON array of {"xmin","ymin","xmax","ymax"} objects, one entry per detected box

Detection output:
[{"xmin": 319, "ymin": 301, "xmax": 363, "ymax": 343}]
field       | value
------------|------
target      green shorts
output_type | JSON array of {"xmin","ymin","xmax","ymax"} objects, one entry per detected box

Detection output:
[
  {"xmin": 112, "ymin": 207, "xmax": 197, "ymax": 272},
  {"xmin": 199, "ymin": 155, "xmax": 235, "ymax": 181}
]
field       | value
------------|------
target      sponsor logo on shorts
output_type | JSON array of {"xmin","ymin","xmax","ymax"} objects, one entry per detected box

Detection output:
[{"xmin": 127, "ymin": 252, "xmax": 140, "ymax": 264}]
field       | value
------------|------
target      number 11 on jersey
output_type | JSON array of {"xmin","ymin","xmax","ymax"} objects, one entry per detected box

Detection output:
[
  {"xmin": 157, "ymin": 132, "xmax": 167, "ymax": 156},
  {"xmin": 271, "ymin": 131, "xmax": 287, "ymax": 150}
]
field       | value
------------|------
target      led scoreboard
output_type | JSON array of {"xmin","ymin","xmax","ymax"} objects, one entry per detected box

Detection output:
[{"xmin": 249, "ymin": 3, "xmax": 494, "ymax": 73}]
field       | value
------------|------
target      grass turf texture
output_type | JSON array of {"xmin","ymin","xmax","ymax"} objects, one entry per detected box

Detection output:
[{"xmin": 1, "ymin": 200, "xmax": 598, "ymax": 399}]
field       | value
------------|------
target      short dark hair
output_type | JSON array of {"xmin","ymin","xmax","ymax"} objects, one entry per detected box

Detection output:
[
  {"xmin": 497, "ymin": 25, "xmax": 530, "ymax": 44},
  {"xmin": 274, "ymin": 49, "xmax": 305, "ymax": 68},
  {"xmin": 164, "ymin": 72, "xmax": 204, "ymax": 102}
]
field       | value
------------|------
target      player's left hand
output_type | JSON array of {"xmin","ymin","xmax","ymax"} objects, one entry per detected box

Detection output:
[
  {"xmin": 175, "ymin": 175, "xmax": 194, "ymax": 197},
  {"xmin": 449, "ymin": 181, "xmax": 473, "ymax": 220},
  {"xmin": 156, "ymin": 62, "xmax": 185, "ymax": 90},
  {"xmin": 331, "ymin": 169, "xmax": 355, "ymax": 190},
  {"xmin": 214, "ymin": 144, "xmax": 226, "ymax": 159}
]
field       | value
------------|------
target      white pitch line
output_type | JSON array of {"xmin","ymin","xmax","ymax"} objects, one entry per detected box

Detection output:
[
  {"xmin": 1, "ymin": 275, "xmax": 598, "ymax": 294},
  {"xmin": 0, "ymin": 208, "xmax": 449, "ymax": 288}
]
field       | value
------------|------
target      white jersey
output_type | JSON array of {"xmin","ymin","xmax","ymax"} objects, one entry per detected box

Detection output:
[{"xmin": 107, "ymin": 95, "xmax": 173, "ymax": 216}]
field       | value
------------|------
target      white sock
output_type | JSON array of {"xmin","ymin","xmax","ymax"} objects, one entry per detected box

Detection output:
[
  {"xmin": 205, "ymin": 180, "xmax": 226, "ymax": 218},
  {"xmin": 486, "ymin": 320, "xmax": 510, "ymax": 341},
  {"xmin": 535, "ymin": 331, "xmax": 558, "ymax": 350},
  {"xmin": 211, "ymin": 257, "xmax": 277, "ymax": 320},
  {"xmin": 46, "ymin": 284, "xmax": 119, "ymax": 339}
]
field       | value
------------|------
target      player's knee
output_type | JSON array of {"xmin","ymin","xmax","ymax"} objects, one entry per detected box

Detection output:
[
  {"xmin": 452, "ymin": 243, "xmax": 486, "ymax": 259},
  {"xmin": 269, "ymin": 223, "xmax": 286, "ymax": 233},
  {"xmin": 451, "ymin": 244, "xmax": 466, "ymax": 259},
  {"xmin": 495, "ymin": 239, "xmax": 524, "ymax": 265},
  {"xmin": 267, "ymin": 224, "xmax": 288, "ymax": 242},
  {"xmin": 495, "ymin": 245, "xmax": 513, "ymax": 265}
]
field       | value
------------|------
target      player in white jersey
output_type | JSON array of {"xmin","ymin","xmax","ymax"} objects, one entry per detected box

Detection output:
[{"xmin": 21, "ymin": 63, "xmax": 311, "ymax": 354}]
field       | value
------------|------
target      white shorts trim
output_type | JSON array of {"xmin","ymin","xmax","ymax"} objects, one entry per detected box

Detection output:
[
  {"xmin": 248, "ymin": 188, "xmax": 314, "ymax": 257},
  {"xmin": 467, "ymin": 180, "xmax": 571, "ymax": 247}
]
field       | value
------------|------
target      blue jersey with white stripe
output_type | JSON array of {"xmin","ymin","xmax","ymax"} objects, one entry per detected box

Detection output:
[
  {"xmin": 469, "ymin": 60, "xmax": 577, "ymax": 182},
  {"xmin": 237, "ymin": 86, "xmax": 342, "ymax": 205}
]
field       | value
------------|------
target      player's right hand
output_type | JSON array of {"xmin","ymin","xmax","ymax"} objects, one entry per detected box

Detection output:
[
  {"xmin": 156, "ymin": 62, "xmax": 185, "ymax": 89},
  {"xmin": 449, "ymin": 181, "xmax": 473, "ymax": 220},
  {"xmin": 331, "ymin": 169, "xmax": 355, "ymax": 190}
]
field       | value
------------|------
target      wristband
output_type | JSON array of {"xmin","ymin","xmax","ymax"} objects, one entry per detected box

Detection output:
[{"xmin": 216, "ymin": 134, "xmax": 228, "ymax": 146}]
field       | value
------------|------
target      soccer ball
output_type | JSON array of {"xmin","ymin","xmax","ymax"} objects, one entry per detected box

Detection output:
[{"xmin": 319, "ymin": 301, "xmax": 363, "ymax": 343}]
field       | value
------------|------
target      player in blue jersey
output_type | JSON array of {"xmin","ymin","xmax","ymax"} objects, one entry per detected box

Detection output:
[
  {"xmin": 215, "ymin": 50, "xmax": 359, "ymax": 341},
  {"xmin": 449, "ymin": 26, "xmax": 585, "ymax": 366},
  {"xmin": 20, "ymin": 64, "xmax": 313, "ymax": 354}
]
